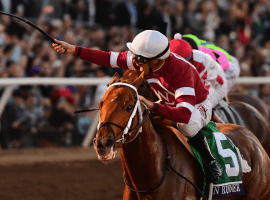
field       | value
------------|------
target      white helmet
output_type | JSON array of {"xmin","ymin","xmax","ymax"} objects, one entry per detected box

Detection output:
[{"xmin": 127, "ymin": 30, "xmax": 170, "ymax": 59}]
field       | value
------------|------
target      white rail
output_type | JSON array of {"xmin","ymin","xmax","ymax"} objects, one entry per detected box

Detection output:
[
  {"xmin": 236, "ymin": 77, "xmax": 270, "ymax": 84},
  {"xmin": 0, "ymin": 77, "xmax": 112, "ymax": 86},
  {"xmin": 0, "ymin": 77, "xmax": 268, "ymax": 86}
]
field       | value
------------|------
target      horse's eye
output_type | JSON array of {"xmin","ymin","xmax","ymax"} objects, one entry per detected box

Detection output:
[
  {"xmin": 139, "ymin": 81, "xmax": 145, "ymax": 88},
  {"xmin": 126, "ymin": 105, "xmax": 133, "ymax": 112}
]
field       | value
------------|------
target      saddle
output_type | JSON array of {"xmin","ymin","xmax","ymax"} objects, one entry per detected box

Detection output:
[
  {"xmin": 213, "ymin": 100, "xmax": 245, "ymax": 126},
  {"xmin": 190, "ymin": 122, "xmax": 247, "ymax": 199}
]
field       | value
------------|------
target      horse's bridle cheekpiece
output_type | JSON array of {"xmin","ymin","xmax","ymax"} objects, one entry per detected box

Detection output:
[
  {"xmin": 97, "ymin": 82, "xmax": 208, "ymax": 200},
  {"xmin": 97, "ymin": 82, "xmax": 148, "ymax": 144}
]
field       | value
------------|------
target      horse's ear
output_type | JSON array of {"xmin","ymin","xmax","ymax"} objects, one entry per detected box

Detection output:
[
  {"xmin": 132, "ymin": 71, "xmax": 145, "ymax": 89},
  {"xmin": 109, "ymin": 72, "xmax": 120, "ymax": 86}
]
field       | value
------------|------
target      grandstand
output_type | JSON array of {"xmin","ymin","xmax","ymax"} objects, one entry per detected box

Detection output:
[{"xmin": 0, "ymin": 0, "xmax": 270, "ymax": 199}]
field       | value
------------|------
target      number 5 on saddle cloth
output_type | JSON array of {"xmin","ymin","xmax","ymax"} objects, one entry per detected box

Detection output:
[{"xmin": 188, "ymin": 121, "xmax": 251, "ymax": 198}]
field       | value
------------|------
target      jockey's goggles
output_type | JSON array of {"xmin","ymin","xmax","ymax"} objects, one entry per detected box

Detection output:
[
  {"xmin": 133, "ymin": 43, "xmax": 170, "ymax": 65},
  {"xmin": 133, "ymin": 55, "xmax": 152, "ymax": 65}
]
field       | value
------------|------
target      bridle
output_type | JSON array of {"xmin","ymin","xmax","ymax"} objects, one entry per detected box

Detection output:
[
  {"xmin": 142, "ymin": 81, "xmax": 152, "ymax": 100},
  {"xmin": 97, "ymin": 82, "xmax": 149, "ymax": 144},
  {"xmin": 96, "ymin": 82, "xmax": 207, "ymax": 200}
]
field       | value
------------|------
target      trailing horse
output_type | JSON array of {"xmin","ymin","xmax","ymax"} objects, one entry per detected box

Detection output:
[
  {"xmin": 228, "ymin": 93, "xmax": 270, "ymax": 125},
  {"xmin": 93, "ymin": 72, "xmax": 270, "ymax": 200},
  {"xmin": 227, "ymin": 101, "xmax": 270, "ymax": 155},
  {"xmin": 120, "ymin": 69, "xmax": 270, "ymax": 156}
]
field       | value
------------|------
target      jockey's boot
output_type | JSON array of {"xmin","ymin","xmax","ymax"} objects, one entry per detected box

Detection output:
[{"xmin": 188, "ymin": 130, "xmax": 222, "ymax": 183}]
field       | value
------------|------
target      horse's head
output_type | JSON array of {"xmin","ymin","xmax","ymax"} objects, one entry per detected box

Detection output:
[
  {"xmin": 93, "ymin": 72, "xmax": 147, "ymax": 163},
  {"xmin": 121, "ymin": 70, "xmax": 159, "ymax": 102}
]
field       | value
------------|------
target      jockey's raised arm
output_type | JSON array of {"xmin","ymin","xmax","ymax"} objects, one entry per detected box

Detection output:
[{"xmin": 54, "ymin": 36, "xmax": 208, "ymax": 124}]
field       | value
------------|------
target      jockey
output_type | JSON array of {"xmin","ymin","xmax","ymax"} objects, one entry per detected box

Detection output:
[
  {"xmin": 169, "ymin": 33, "xmax": 228, "ymax": 109},
  {"xmin": 182, "ymin": 34, "xmax": 240, "ymax": 93},
  {"xmin": 52, "ymin": 30, "xmax": 222, "ymax": 182}
]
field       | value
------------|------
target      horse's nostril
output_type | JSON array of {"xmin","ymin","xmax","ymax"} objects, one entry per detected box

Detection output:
[
  {"xmin": 94, "ymin": 138, "xmax": 105, "ymax": 148},
  {"xmin": 104, "ymin": 139, "xmax": 115, "ymax": 148},
  {"xmin": 94, "ymin": 138, "xmax": 114, "ymax": 148}
]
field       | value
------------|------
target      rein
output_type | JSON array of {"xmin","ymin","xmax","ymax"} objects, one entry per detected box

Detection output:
[
  {"xmin": 143, "ymin": 83, "xmax": 152, "ymax": 100},
  {"xmin": 123, "ymin": 114, "xmax": 208, "ymax": 200},
  {"xmin": 97, "ymin": 82, "xmax": 207, "ymax": 200}
]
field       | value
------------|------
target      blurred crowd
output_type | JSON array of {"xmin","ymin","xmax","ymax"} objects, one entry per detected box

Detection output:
[{"xmin": 0, "ymin": 0, "xmax": 270, "ymax": 149}]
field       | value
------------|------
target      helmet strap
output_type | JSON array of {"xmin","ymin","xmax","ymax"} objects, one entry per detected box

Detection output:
[{"xmin": 150, "ymin": 43, "xmax": 170, "ymax": 59}]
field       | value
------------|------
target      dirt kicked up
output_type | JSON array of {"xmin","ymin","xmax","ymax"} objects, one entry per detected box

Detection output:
[{"xmin": 0, "ymin": 147, "xmax": 124, "ymax": 200}]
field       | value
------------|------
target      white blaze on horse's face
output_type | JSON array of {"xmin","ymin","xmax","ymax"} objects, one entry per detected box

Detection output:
[{"xmin": 111, "ymin": 96, "xmax": 118, "ymax": 102}]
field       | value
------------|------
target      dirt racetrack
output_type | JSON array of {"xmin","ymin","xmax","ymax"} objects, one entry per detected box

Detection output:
[{"xmin": 0, "ymin": 147, "xmax": 124, "ymax": 200}]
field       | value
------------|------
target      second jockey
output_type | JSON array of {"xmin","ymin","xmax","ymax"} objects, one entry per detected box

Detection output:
[
  {"xmin": 52, "ymin": 30, "xmax": 222, "ymax": 182},
  {"xmin": 169, "ymin": 33, "xmax": 227, "ymax": 109}
]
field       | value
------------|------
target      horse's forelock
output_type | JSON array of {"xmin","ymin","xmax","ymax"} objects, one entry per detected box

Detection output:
[
  {"xmin": 119, "ymin": 78, "xmax": 130, "ymax": 84},
  {"xmin": 122, "ymin": 70, "xmax": 141, "ymax": 82}
]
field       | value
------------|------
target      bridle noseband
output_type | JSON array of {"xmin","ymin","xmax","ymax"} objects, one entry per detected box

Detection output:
[
  {"xmin": 97, "ymin": 82, "xmax": 148, "ymax": 144},
  {"xmin": 96, "ymin": 82, "xmax": 207, "ymax": 200}
]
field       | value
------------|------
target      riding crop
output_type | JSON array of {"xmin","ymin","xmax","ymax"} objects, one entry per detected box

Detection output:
[{"xmin": 0, "ymin": 11, "xmax": 55, "ymax": 43}]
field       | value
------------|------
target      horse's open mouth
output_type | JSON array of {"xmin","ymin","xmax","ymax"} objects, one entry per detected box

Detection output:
[{"xmin": 95, "ymin": 147, "xmax": 117, "ymax": 164}]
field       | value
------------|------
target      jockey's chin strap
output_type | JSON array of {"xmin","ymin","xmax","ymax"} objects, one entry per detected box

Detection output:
[{"xmin": 97, "ymin": 82, "xmax": 145, "ymax": 144}]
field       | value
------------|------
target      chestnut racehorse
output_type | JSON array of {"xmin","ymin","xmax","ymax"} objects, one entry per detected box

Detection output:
[
  {"xmin": 94, "ymin": 72, "xmax": 270, "ymax": 200},
  {"xmin": 228, "ymin": 93, "xmax": 270, "ymax": 125},
  {"xmin": 120, "ymin": 70, "xmax": 270, "ymax": 156}
]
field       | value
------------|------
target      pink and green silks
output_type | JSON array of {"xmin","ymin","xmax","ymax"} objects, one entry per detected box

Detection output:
[
  {"xmin": 198, "ymin": 46, "xmax": 230, "ymax": 71},
  {"xmin": 183, "ymin": 34, "xmax": 232, "ymax": 63}
]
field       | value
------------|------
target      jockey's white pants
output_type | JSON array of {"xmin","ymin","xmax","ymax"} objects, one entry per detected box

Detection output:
[
  {"xmin": 225, "ymin": 56, "xmax": 240, "ymax": 92},
  {"xmin": 177, "ymin": 98, "xmax": 212, "ymax": 138}
]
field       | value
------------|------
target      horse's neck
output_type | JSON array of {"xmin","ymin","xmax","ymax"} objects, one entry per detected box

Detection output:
[
  {"xmin": 120, "ymin": 118, "xmax": 195, "ymax": 189},
  {"xmin": 120, "ymin": 119, "xmax": 166, "ymax": 186}
]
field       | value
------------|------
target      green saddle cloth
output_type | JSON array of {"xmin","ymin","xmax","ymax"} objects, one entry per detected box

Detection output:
[{"xmin": 188, "ymin": 121, "xmax": 245, "ymax": 198}]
